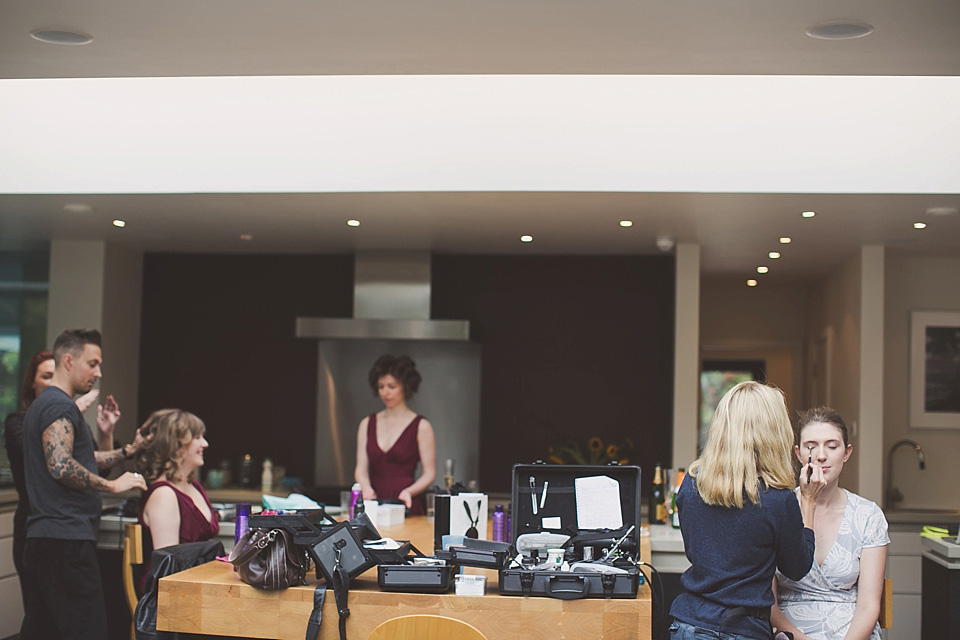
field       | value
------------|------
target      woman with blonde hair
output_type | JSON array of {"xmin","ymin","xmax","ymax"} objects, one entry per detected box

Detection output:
[
  {"xmin": 136, "ymin": 409, "xmax": 219, "ymax": 551},
  {"xmin": 669, "ymin": 381, "xmax": 825, "ymax": 640}
]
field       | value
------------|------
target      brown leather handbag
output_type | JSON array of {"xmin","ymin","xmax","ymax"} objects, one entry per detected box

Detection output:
[{"xmin": 229, "ymin": 528, "xmax": 307, "ymax": 589}]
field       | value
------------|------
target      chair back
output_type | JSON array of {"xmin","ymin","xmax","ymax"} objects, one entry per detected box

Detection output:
[
  {"xmin": 879, "ymin": 577, "xmax": 893, "ymax": 629},
  {"xmin": 367, "ymin": 614, "xmax": 487, "ymax": 640},
  {"xmin": 123, "ymin": 522, "xmax": 144, "ymax": 639}
]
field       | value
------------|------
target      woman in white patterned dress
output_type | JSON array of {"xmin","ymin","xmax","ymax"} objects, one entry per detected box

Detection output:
[{"xmin": 771, "ymin": 407, "xmax": 889, "ymax": 640}]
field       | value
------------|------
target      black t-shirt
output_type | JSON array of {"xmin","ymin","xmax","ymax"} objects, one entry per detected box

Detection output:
[{"xmin": 23, "ymin": 386, "xmax": 101, "ymax": 541}]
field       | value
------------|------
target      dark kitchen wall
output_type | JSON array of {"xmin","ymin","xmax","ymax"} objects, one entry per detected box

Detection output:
[
  {"xmin": 139, "ymin": 252, "xmax": 675, "ymax": 494},
  {"xmin": 138, "ymin": 253, "xmax": 354, "ymax": 483},
  {"xmin": 432, "ymin": 255, "xmax": 675, "ymax": 493}
]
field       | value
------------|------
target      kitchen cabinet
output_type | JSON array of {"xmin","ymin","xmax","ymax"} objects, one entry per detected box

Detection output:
[
  {"xmin": 885, "ymin": 524, "xmax": 923, "ymax": 639},
  {"xmin": 1, "ymin": 508, "xmax": 24, "ymax": 640}
]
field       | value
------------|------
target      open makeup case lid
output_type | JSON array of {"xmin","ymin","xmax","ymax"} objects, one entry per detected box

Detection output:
[{"xmin": 510, "ymin": 462, "xmax": 642, "ymax": 559}]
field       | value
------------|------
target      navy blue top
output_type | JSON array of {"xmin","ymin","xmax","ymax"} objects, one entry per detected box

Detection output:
[
  {"xmin": 670, "ymin": 473, "xmax": 815, "ymax": 638},
  {"xmin": 23, "ymin": 386, "xmax": 102, "ymax": 541}
]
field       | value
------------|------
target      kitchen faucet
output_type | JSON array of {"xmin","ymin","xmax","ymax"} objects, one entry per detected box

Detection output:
[{"xmin": 885, "ymin": 439, "xmax": 926, "ymax": 510}]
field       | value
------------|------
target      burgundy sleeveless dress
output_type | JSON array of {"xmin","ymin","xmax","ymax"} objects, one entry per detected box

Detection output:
[
  {"xmin": 366, "ymin": 413, "xmax": 425, "ymax": 515},
  {"xmin": 137, "ymin": 480, "xmax": 220, "ymax": 591}
]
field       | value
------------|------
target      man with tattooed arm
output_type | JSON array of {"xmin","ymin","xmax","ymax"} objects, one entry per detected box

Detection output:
[{"xmin": 20, "ymin": 328, "xmax": 149, "ymax": 640}]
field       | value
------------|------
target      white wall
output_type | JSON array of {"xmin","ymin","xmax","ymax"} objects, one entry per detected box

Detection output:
[
  {"xmin": 673, "ymin": 244, "xmax": 700, "ymax": 472},
  {"xmin": 805, "ymin": 253, "xmax": 863, "ymax": 494},
  {"xmin": 46, "ymin": 240, "xmax": 143, "ymax": 446},
  {"xmin": 700, "ymin": 282, "xmax": 807, "ymax": 412},
  {"xmin": 884, "ymin": 255, "xmax": 960, "ymax": 510}
]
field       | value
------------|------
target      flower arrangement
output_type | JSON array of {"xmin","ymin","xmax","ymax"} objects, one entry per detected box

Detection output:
[{"xmin": 548, "ymin": 436, "xmax": 634, "ymax": 465}]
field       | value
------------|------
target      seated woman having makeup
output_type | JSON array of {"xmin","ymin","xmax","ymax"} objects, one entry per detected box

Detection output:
[{"xmin": 771, "ymin": 407, "xmax": 889, "ymax": 640}]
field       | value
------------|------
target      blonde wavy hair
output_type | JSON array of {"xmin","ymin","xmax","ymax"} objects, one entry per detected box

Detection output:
[
  {"xmin": 135, "ymin": 409, "xmax": 206, "ymax": 484},
  {"xmin": 688, "ymin": 381, "xmax": 796, "ymax": 508}
]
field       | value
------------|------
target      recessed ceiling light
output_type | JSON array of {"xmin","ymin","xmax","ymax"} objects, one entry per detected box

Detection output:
[
  {"xmin": 346, "ymin": 219, "xmax": 360, "ymax": 227},
  {"xmin": 63, "ymin": 203, "xmax": 93, "ymax": 214},
  {"xmin": 240, "ymin": 234, "xmax": 253, "ymax": 241},
  {"xmin": 801, "ymin": 211, "xmax": 816, "ymax": 218},
  {"xmin": 914, "ymin": 222, "xmax": 927, "ymax": 229},
  {"xmin": 757, "ymin": 266, "xmax": 769, "ymax": 274},
  {"xmin": 619, "ymin": 220, "xmax": 633, "ymax": 227},
  {"xmin": 806, "ymin": 22, "xmax": 874, "ymax": 40},
  {"xmin": 769, "ymin": 252, "xmax": 781, "ymax": 259},
  {"xmin": 112, "ymin": 219, "xmax": 126, "ymax": 228},
  {"xmin": 29, "ymin": 29, "xmax": 94, "ymax": 45},
  {"xmin": 747, "ymin": 279, "xmax": 758, "ymax": 287},
  {"xmin": 926, "ymin": 207, "xmax": 958, "ymax": 217},
  {"xmin": 779, "ymin": 237, "xmax": 791, "ymax": 244},
  {"xmin": 520, "ymin": 235, "xmax": 534, "ymax": 243}
]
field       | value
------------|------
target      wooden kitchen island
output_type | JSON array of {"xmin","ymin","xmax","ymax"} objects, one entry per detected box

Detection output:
[{"xmin": 157, "ymin": 516, "xmax": 652, "ymax": 639}]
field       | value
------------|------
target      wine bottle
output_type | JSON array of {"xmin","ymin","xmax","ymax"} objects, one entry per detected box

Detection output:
[{"xmin": 650, "ymin": 464, "xmax": 667, "ymax": 525}]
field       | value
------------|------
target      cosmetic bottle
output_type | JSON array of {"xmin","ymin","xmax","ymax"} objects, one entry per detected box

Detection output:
[
  {"xmin": 492, "ymin": 504, "xmax": 506, "ymax": 542},
  {"xmin": 350, "ymin": 482, "xmax": 363, "ymax": 519}
]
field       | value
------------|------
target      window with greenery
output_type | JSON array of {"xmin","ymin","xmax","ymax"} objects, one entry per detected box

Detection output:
[
  {"xmin": 1, "ymin": 249, "xmax": 49, "ymax": 487},
  {"xmin": 699, "ymin": 359, "xmax": 766, "ymax": 455}
]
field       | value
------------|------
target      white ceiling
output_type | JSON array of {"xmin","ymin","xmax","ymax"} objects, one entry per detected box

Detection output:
[{"xmin": 1, "ymin": 0, "xmax": 959, "ymax": 286}]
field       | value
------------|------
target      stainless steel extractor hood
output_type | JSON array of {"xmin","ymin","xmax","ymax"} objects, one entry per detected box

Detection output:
[{"xmin": 295, "ymin": 251, "xmax": 471, "ymax": 341}]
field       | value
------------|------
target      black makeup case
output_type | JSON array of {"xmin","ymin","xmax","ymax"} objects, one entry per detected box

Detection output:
[{"xmin": 499, "ymin": 462, "xmax": 643, "ymax": 599}]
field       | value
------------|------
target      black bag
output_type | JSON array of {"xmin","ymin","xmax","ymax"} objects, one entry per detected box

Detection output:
[
  {"xmin": 229, "ymin": 528, "xmax": 307, "ymax": 589},
  {"xmin": 134, "ymin": 540, "xmax": 225, "ymax": 640}
]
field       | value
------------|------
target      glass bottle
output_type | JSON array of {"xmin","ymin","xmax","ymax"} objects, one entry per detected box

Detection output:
[
  {"xmin": 261, "ymin": 458, "xmax": 273, "ymax": 493},
  {"xmin": 650, "ymin": 464, "xmax": 667, "ymax": 524}
]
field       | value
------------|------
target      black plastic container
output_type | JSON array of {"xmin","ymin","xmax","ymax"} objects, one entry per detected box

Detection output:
[{"xmin": 377, "ymin": 562, "xmax": 456, "ymax": 593}]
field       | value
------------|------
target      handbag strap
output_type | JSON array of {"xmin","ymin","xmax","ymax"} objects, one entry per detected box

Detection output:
[
  {"xmin": 305, "ymin": 584, "xmax": 325, "ymax": 640},
  {"xmin": 331, "ymin": 539, "xmax": 351, "ymax": 640},
  {"xmin": 229, "ymin": 529, "xmax": 276, "ymax": 566}
]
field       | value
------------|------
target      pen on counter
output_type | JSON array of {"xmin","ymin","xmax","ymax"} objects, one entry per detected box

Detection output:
[
  {"xmin": 529, "ymin": 476, "xmax": 538, "ymax": 515},
  {"xmin": 540, "ymin": 481, "xmax": 549, "ymax": 509}
]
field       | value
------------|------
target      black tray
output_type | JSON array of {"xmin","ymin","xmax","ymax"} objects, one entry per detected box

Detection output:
[
  {"xmin": 449, "ymin": 538, "xmax": 514, "ymax": 570},
  {"xmin": 247, "ymin": 509, "xmax": 335, "ymax": 545},
  {"xmin": 365, "ymin": 540, "xmax": 413, "ymax": 565}
]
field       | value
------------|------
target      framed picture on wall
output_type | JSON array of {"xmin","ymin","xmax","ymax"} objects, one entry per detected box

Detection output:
[{"xmin": 910, "ymin": 310, "xmax": 960, "ymax": 429}]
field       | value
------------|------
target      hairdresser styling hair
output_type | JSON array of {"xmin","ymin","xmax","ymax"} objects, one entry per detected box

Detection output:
[{"xmin": 669, "ymin": 381, "xmax": 825, "ymax": 640}]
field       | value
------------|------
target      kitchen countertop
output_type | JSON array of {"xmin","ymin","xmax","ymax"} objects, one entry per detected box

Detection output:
[{"xmin": 883, "ymin": 507, "xmax": 960, "ymax": 525}]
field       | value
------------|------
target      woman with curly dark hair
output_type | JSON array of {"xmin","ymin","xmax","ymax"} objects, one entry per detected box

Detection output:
[
  {"xmin": 354, "ymin": 355, "xmax": 436, "ymax": 514},
  {"xmin": 136, "ymin": 409, "xmax": 219, "ymax": 550}
]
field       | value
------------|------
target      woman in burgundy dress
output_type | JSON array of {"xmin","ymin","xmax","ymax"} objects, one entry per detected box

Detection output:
[
  {"xmin": 354, "ymin": 355, "xmax": 436, "ymax": 515},
  {"xmin": 136, "ymin": 409, "xmax": 219, "ymax": 550}
]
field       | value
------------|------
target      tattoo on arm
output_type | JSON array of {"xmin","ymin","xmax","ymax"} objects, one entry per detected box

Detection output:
[
  {"xmin": 42, "ymin": 418, "xmax": 111, "ymax": 492},
  {"xmin": 95, "ymin": 448, "xmax": 126, "ymax": 470}
]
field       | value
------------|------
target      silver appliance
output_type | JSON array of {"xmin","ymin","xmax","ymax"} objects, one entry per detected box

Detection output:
[{"xmin": 297, "ymin": 252, "xmax": 481, "ymax": 489}]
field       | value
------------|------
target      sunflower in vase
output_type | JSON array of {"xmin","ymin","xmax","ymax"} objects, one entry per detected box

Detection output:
[{"xmin": 548, "ymin": 436, "xmax": 633, "ymax": 465}]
